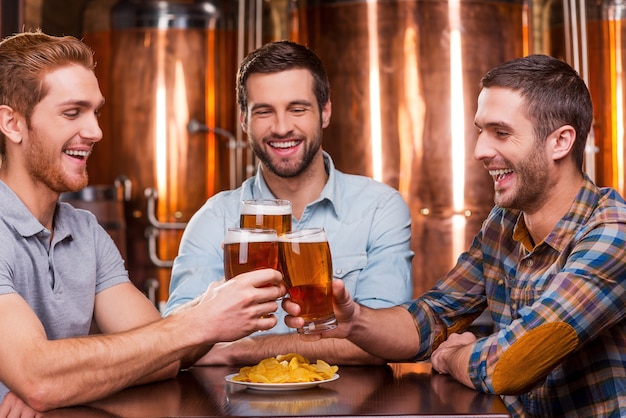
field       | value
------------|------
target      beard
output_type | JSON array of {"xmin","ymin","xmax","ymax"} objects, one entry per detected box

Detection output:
[
  {"xmin": 494, "ymin": 144, "xmax": 550, "ymax": 213},
  {"xmin": 24, "ymin": 128, "xmax": 89, "ymax": 194},
  {"xmin": 249, "ymin": 129, "xmax": 322, "ymax": 178}
]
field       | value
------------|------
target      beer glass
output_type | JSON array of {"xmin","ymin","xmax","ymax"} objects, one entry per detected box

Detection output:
[
  {"xmin": 278, "ymin": 228, "xmax": 337, "ymax": 334},
  {"xmin": 223, "ymin": 228, "xmax": 278, "ymax": 281},
  {"xmin": 240, "ymin": 199, "xmax": 292, "ymax": 235}
]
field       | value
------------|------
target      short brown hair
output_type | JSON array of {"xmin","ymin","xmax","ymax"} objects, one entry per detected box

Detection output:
[
  {"xmin": 236, "ymin": 40, "xmax": 330, "ymax": 116},
  {"xmin": 480, "ymin": 54, "xmax": 593, "ymax": 171}
]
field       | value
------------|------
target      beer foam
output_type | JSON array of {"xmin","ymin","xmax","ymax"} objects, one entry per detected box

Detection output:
[
  {"xmin": 241, "ymin": 200, "xmax": 291, "ymax": 215},
  {"xmin": 278, "ymin": 228, "xmax": 327, "ymax": 243},
  {"xmin": 224, "ymin": 228, "xmax": 277, "ymax": 244}
]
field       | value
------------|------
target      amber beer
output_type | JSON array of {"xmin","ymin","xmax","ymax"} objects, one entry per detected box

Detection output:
[
  {"xmin": 278, "ymin": 228, "xmax": 337, "ymax": 334},
  {"xmin": 223, "ymin": 228, "xmax": 278, "ymax": 280},
  {"xmin": 240, "ymin": 199, "xmax": 292, "ymax": 235}
]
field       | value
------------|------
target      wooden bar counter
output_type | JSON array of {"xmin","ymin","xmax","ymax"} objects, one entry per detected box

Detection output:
[{"xmin": 44, "ymin": 363, "xmax": 510, "ymax": 417}]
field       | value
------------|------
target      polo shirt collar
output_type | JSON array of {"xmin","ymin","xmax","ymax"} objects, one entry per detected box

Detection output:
[
  {"xmin": 0, "ymin": 180, "xmax": 75, "ymax": 244},
  {"xmin": 0, "ymin": 180, "xmax": 46, "ymax": 238}
]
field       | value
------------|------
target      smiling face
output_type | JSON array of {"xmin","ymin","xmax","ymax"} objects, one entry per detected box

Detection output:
[
  {"xmin": 21, "ymin": 64, "xmax": 104, "ymax": 194},
  {"xmin": 240, "ymin": 69, "xmax": 331, "ymax": 179},
  {"xmin": 473, "ymin": 87, "xmax": 552, "ymax": 213}
]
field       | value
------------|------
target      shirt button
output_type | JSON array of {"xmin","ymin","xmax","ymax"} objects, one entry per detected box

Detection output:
[
  {"xmin": 335, "ymin": 268, "xmax": 342, "ymax": 275},
  {"xmin": 526, "ymin": 259, "xmax": 534, "ymax": 267},
  {"xmin": 511, "ymin": 303, "xmax": 517, "ymax": 310}
]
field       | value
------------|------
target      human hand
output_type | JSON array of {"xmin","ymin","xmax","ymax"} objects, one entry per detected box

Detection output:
[
  {"xmin": 196, "ymin": 268, "xmax": 287, "ymax": 342},
  {"xmin": 0, "ymin": 391, "xmax": 43, "ymax": 418},
  {"xmin": 430, "ymin": 332, "xmax": 476, "ymax": 383},
  {"xmin": 283, "ymin": 279, "xmax": 357, "ymax": 340}
]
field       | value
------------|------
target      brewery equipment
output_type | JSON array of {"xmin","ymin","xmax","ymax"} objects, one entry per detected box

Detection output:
[
  {"xmin": 75, "ymin": 0, "xmax": 626, "ymax": 307},
  {"xmin": 537, "ymin": 0, "xmax": 626, "ymax": 196},
  {"xmin": 83, "ymin": 0, "xmax": 240, "ymax": 309},
  {"xmin": 296, "ymin": 0, "xmax": 530, "ymax": 295},
  {"xmin": 60, "ymin": 177, "xmax": 130, "ymax": 260}
]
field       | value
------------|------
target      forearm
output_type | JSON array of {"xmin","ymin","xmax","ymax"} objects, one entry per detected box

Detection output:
[
  {"xmin": 293, "ymin": 337, "xmax": 387, "ymax": 365},
  {"xmin": 15, "ymin": 314, "xmax": 198, "ymax": 411},
  {"xmin": 430, "ymin": 333, "xmax": 474, "ymax": 389},
  {"xmin": 442, "ymin": 345, "xmax": 473, "ymax": 388},
  {"xmin": 347, "ymin": 305, "xmax": 420, "ymax": 361},
  {"xmin": 198, "ymin": 333, "xmax": 386, "ymax": 366}
]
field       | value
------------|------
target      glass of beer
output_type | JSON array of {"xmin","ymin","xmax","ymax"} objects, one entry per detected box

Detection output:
[
  {"xmin": 278, "ymin": 228, "xmax": 337, "ymax": 334},
  {"xmin": 240, "ymin": 199, "xmax": 292, "ymax": 235},
  {"xmin": 223, "ymin": 228, "xmax": 279, "ymax": 281}
]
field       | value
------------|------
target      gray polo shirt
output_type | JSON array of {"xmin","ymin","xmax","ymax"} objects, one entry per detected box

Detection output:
[{"xmin": 0, "ymin": 180, "xmax": 129, "ymax": 400}]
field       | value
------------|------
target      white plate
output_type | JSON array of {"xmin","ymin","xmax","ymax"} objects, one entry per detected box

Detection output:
[{"xmin": 225, "ymin": 373, "xmax": 339, "ymax": 391}]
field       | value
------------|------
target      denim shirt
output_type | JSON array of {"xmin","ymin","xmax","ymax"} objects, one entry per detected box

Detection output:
[{"xmin": 164, "ymin": 152, "xmax": 414, "ymax": 333}]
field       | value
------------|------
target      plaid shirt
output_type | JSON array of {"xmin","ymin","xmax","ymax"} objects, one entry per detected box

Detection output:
[{"xmin": 405, "ymin": 176, "xmax": 626, "ymax": 417}]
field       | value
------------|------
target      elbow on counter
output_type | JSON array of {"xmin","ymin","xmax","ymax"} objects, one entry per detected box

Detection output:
[{"xmin": 490, "ymin": 322, "xmax": 579, "ymax": 395}]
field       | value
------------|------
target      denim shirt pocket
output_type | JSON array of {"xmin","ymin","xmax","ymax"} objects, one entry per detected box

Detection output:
[{"xmin": 331, "ymin": 253, "xmax": 368, "ymax": 299}]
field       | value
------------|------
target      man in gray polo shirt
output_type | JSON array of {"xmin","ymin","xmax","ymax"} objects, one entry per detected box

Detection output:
[{"xmin": 0, "ymin": 31, "xmax": 286, "ymax": 414}]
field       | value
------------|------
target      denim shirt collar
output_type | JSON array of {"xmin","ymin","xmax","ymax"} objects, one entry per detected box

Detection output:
[{"xmin": 247, "ymin": 151, "xmax": 341, "ymax": 219}]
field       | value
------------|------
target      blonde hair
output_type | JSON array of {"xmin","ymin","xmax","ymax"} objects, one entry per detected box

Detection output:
[{"xmin": 0, "ymin": 30, "xmax": 95, "ymax": 159}]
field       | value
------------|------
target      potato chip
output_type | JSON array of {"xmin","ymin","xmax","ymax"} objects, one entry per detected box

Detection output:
[
  {"xmin": 232, "ymin": 353, "xmax": 339, "ymax": 383},
  {"xmin": 276, "ymin": 353, "xmax": 308, "ymax": 363}
]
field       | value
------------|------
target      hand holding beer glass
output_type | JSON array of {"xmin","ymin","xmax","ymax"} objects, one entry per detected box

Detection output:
[
  {"xmin": 224, "ymin": 228, "xmax": 279, "ymax": 319},
  {"xmin": 278, "ymin": 228, "xmax": 337, "ymax": 334},
  {"xmin": 240, "ymin": 199, "xmax": 292, "ymax": 235}
]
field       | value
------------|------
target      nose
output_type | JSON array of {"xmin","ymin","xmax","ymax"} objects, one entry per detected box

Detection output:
[
  {"xmin": 81, "ymin": 113, "xmax": 103, "ymax": 142},
  {"xmin": 271, "ymin": 111, "xmax": 293, "ymax": 137},
  {"xmin": 473, "ymin": 130, "xmax": 494, "ymax": 162}
]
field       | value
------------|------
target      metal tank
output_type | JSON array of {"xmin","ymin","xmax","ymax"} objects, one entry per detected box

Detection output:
[
  {"xmin": 294, "ymin": 0, "xmax": 531, "ymax": 296},
  {"xmin": 60, "ymin": 182, "xmax": 128, "ymax": 260},
  {"xmin": 539, "ymin": 0, "xmax": 626, "ymax": 196},
  {"xmin": 587, "ymin": 0, "xmax": 626, "ymax": 196},
  {"xmin": 82, "ymin": 0, "xmax": 239, "ymax": 309}
]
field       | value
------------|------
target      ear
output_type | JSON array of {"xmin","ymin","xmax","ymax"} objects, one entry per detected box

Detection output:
[
  {"xmin": 239, "ymin": 111, "xmax": 248, "ymax": 134},
  {"xmin": 0, "ymin": 105, "xmax": 23, "ymax": 144},
  {"xmin": 321, "ymin": 100, "xmax": 332, "ymax": 128},
  {"xmin": 550, "ymin": 125, "xmax": 576, "ymax": 162}
]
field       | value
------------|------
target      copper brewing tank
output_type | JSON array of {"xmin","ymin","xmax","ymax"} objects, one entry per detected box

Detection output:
[
  {"xmin": 60, "ymin": 183, "xmax": 128, "ymax": 260},
  {"xmin": 294, "ymin": 0, "xmax": 531, "ymax": 296},
  {"xmin": 560, "ymin": 0, "xmax": 626, "ymax": 195},
  {"xmin": 587, "ymin": 0, "xmax": 626, "ymax": 195},
  {"xmin": 540, "ymin": 0, "xmax": 626, "ymax": 195},
  {"xmin": 83, "ymin": 0, "xmax": 239, "ymax": 308}
]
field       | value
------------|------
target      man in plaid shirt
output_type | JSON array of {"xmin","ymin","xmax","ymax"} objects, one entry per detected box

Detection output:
[{"xmin": 285, "ymin": 54, "xmax": 626, "ymax": 417}]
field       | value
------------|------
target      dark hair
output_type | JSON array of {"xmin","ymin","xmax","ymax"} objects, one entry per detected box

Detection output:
[
  {"xmin": 0, "ymin": 30, "xmax": 95, "ymax": 159},
  {"xmin": 236, "ymin": 40, "xmax": 330, "ymax": 115},
  {"xmin": 480, "ymin": 54, "xmax": 593, "ymax": 170}
]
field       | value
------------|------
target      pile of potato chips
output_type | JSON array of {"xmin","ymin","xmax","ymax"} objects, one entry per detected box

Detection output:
[{"xmin": 232, "ymin": 353, "xmax": 339, "ymax": 383}]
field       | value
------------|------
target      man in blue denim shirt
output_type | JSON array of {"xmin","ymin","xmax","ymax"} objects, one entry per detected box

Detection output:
[{"xmin": 164, "ymin": 41, "xmax": 413, "ymax": 365}]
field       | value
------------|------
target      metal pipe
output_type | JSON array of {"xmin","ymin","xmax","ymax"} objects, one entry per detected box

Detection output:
[
  {"xmin": 145, "ymin": 227, "xmax": 175, "ymax": 268},
  {"xmin": 144, "ymin": 188, "xmax": 188, "ymax": 230}
]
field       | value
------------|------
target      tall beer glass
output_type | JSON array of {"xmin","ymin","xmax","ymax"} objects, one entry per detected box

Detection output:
[
  {"xmin": 223, "ymin": 228, "xmax": 278, "ymax": 280},
  {"xmin": 278, "ymin": 228, "xmax": 337, "ymax": 334},
  {"xmin": 240, "ymin": 199, "xmax": 292, "ymax": 235}
]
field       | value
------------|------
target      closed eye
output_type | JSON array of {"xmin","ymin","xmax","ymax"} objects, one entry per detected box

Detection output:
[{"xmin": 63, "ymin": 109, "xmax": 80, "ymax": 118}]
